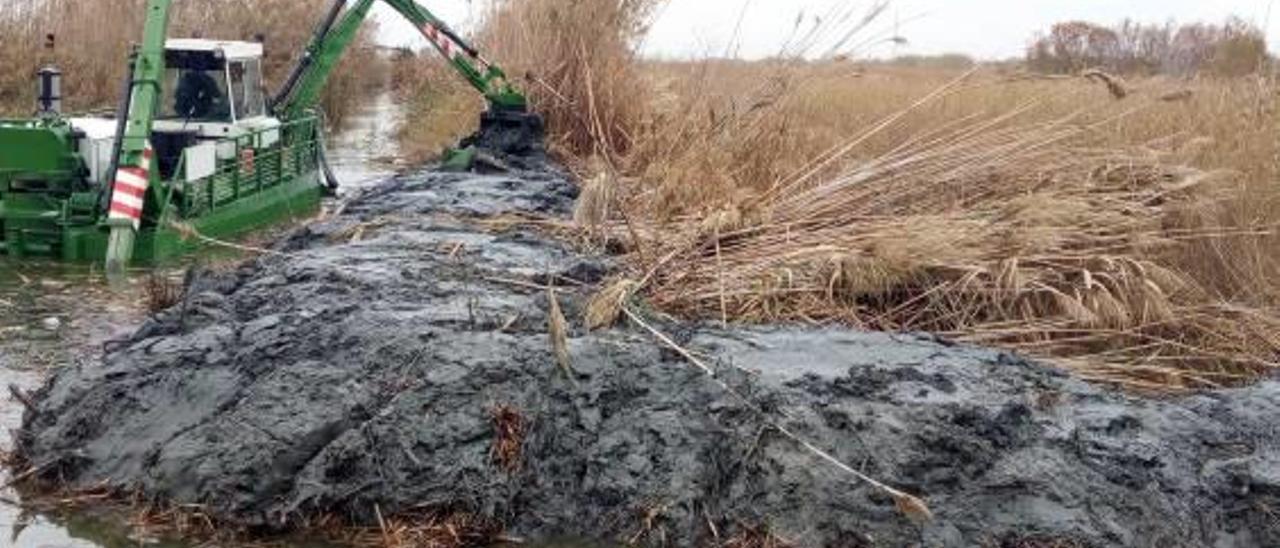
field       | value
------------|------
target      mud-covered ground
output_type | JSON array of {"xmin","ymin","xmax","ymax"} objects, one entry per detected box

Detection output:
[{"xmin": 12, "ymin": 144, "xmax": 1280, "ymax": 547}]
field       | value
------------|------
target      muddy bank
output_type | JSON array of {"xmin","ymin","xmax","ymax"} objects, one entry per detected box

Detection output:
[{"xmin": 12, "ymin": 149, "xmax": 1280, "ymax": 547}]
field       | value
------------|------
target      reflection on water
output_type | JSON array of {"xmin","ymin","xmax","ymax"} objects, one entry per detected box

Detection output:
[
  {"xmin": 0, "ymin": 262, "xmax": 147, "ymax": 371},
  {"xmin": 2, "ymin": 507, "xmax": 195, "ymax": 548},
  {"xmin": 327, "ymin": 90, "xmax": 406, "ymax": 195}
]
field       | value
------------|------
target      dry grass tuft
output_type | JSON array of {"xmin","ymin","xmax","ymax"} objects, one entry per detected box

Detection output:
[
  {"xmin": 8, "ymin": 476, "xmax": 503, "ymax": 548},
  {"xmin": 488, "ymin": 404, "xmax": 527, "ymax": 473},
  {"xmin": 721, "ymin": 523, "xmax": 797, "ymax": 548},
  {"xmin": 894, "ymin": 492, "xmax": 935, "ymax": 523},
  {"xmin": 142, "ymin": 272, "xmax": 183, "ymax": 314},
  {"xmin": 584, "ymin": 277, "xmax": 640, "ymax": 330},
  {"xmin": 546, "ymin": 287, "xmax": 574, "ymax": 378},
  {"xmin": 573, "ymin": 171, "xmax": 618, "ymax": 231},
  {"xmin": 352, "ymin": 509, "xmax": 503, "ymax": 548},
  {"xmin": 127, "ymin": 499, "xmax": 226, "ymax": 541},
  {"xmin": 1082, "ymin": 69, "xmax": 1129, "ymax": 99}
]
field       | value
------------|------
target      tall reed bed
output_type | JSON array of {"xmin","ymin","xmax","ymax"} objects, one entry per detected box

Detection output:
[
  {"xmin": 407, "ymin": 0, "xmax": 1279, "ymax": 390},
  {"xmin": 0, "ymin": 0, "xmax": 385, "ymax": 124}
]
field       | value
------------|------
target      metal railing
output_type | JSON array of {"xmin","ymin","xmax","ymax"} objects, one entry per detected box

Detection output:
[{"xmin": 177, "ymin": 116, "xmax": 322, "ymax": 217}]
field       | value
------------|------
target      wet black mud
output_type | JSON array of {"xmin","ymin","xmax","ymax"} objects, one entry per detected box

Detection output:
[{"xmin": 12, "ymin": 146, "xmax": 1280, "ymax": 547}]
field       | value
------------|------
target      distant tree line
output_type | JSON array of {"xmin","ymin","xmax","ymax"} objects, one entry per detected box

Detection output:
[{"xmin": 1026, "ymin": 18, "xmax": 1270, "ymax": 77}]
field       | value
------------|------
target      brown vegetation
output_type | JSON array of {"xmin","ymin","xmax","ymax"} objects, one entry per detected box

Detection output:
[
  {"xmin": 720, "ymin": 522, "xmax": 797, "ymax": 548},
  {"xmin": 4, "ymin": 471, "xmax": 501, "ymax": 548},
  {"xmin": 142, "ymin": 272, "xmax": 183, "ymax": 314},
  {"xmin": 489, "ymin": 404, "xmax": 527, "ymax": 473},
  {"xmin": 351, "ymin": 509, "xmax": 503, "ymax": 548},
  {"xmin": 478, "ymin": 0, "xmax": 657, "ymax": 160},
  {"xmin": 0, "ymin": 0, "xmax": 385, "ymax": 124},
  {"xmin": 396, "ymin": 0, "xmax": 1279, "ymax": 391}
]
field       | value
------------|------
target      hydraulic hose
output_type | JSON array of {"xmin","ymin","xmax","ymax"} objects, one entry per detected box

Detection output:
[{"xmin": 98, "ymin": 51, "xmax": 139, "ymax": 215}]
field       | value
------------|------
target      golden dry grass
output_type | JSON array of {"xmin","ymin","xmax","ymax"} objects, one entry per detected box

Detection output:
[
  {"xmin": 402, "ymin": 0, "xmax": 1280, "ymax": 390},
  {"xmin": 0, "ymin": 0, "xmax": 384, "ymax": 124},
  {"xmin": 627, "ymin": 69, "xmax": 1278, "ymax": 390}
]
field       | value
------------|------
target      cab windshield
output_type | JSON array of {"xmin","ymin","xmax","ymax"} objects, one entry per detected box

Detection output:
[{"xmin": 161, "ymin": 67, "xmax": 231, "ymax": 122}]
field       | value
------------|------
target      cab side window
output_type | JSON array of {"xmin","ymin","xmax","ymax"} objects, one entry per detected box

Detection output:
[
  {"xmin": 230, "ymin": 59, "xmax": 266, "ymax": 120},
  {"xmin": 229, "ymin": 61, "xmax": 247, "ymax": 121}
]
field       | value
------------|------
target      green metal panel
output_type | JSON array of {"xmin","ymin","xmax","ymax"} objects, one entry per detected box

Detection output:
[
  {"xmin": 0, "ymin": 121, "xmax": 81, "ymax": 176},
  {"xmin": 56, "ymin": 169, "xmax": 321, "ymax": 264},
  {"xmin": 0, "ymin": 119, "xmax": 87, "ymax": 259}
]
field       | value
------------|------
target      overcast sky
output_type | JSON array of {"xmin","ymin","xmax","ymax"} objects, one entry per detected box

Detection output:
[{"xmin": 374, "ymin": 0, "xmax": 1279, "ymax": 60}]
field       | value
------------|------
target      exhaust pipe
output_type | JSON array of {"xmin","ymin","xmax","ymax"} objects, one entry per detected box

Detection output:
[
  {"xmin": 36, "ymin": 66, "xmax": 62, "ymax": 117},
  {"xmin": 36, "ymin": 33, "xmax": 61, "ymax": 117}
]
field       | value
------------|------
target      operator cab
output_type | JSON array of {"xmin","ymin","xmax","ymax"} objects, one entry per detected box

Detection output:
[
  {"xmin": 159, "ymin": 39, "xmax": 267, "ymax": 127},
  {"xmin": 151, "ymin": 39, "xmax": 280, "ymax": 180}
]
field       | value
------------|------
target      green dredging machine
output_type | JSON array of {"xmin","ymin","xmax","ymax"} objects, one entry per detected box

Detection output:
[{"xmin": 0, "ymin": 0, "xmax": 541, "ymax": 277}]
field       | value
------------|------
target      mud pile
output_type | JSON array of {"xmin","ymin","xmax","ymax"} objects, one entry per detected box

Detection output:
[{"xmin": 14, "ymin": 151, "xmax": 1280, "ymax": 547}]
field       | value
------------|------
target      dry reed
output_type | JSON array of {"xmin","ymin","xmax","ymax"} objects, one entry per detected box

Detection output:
[
  {"xmin": 406, "ymin": 0, "xmax": 1280, "ymax": 391},
  {"xmin": 546, "ymin": 286, "xmax": 573, "ymax": 378},
  {"xmin": 5, "ymin": 474, "xmax": 502, "ymax": 548}
]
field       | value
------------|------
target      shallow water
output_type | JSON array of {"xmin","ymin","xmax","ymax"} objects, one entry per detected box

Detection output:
[
  {"xmin": 326, "ymin": 90, "xmax": 406, "ymax": 196},
  {"xmin": 0, "ymin": 264, "xmax": 160, "ymax": 546}
]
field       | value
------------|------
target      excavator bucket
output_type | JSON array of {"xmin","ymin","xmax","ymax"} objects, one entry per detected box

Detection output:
[
  {"xmin": 469, "ymin": 108, "xmax": 546, "ymax": 156},
  {"xmin": 443, "ymin": 108, "xmax": 546, "ymax": 172}
]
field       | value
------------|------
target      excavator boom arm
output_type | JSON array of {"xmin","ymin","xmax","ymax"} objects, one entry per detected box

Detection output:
[
  {"xmin": 381, "ymin": 0, "xmax": 528, "ymax": 112},
  {"xmin": 274, "ymin": 0, "xmax": 530, "ymax": 119},
  {"xmin": 273, "ymin": 0, "xmax": 379, "ymax": 120}
]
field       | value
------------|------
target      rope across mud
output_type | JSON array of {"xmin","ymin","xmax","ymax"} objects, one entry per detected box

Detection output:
[{"xmin": 9, "ymin": 147, "xmax": 1280, "ymax": 547}]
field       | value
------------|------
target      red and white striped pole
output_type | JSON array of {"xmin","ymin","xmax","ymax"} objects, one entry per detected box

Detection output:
[{"xmin": 107, "ymin": 142, "xmax": 154, "ymax": 230}]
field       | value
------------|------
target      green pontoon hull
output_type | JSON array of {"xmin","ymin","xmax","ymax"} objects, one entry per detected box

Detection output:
[
  {"xmin": 53, "ymin": 171, "xmax": 322, "ymax": 264},
  {"xmin": 1, "ymin": 115, "xmax": 327, "ymax": 265}
]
